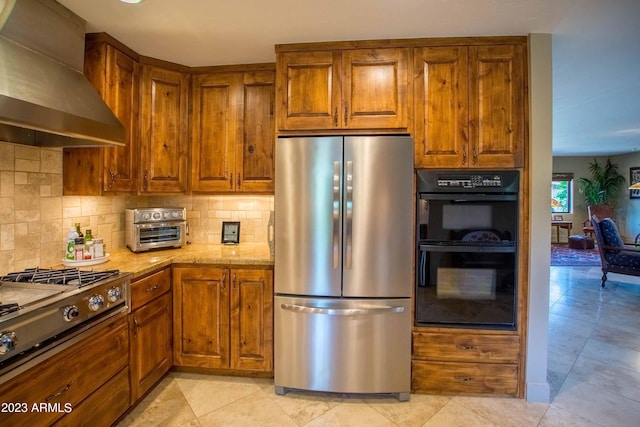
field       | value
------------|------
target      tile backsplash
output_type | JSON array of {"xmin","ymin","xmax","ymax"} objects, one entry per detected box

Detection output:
[{"xmin": 0, "ymin": 142, "xmax": 274, "ymax": 273}]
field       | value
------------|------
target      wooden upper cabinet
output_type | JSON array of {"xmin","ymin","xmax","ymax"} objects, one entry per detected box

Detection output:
[
  {"xmin": 276, "ymin": 47, "xmax": 408, "ymax": 131},
  {"xmin": 276, "ymin": 51, "xmax": 339, "ymax": 130},
  {"xmin": 414, "ymin": 46, "xmax": 469, "ymax": 168},
  {"xmin": 139, "ymin": 64, "xmax": 189, "ymax": 193},
  {"xmin": 63, "ymin": 38, "xmax": 139, "ymax": 195},
  {"xmin": 342, "ymin": 48, "xmax": 408, "ymax": 129},
  {"xmin": 414, "ymin": 42, "xmax": 526, "ymax": 169},
  {"xmin": 191, "ymin": 67, "xmax": 275, "ymax": 193},
  {"xmin": 469, "ymin": 44, "xmax": 525, "ymax": 168}
]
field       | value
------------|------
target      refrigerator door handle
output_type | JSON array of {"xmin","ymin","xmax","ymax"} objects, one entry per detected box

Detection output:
[
  {"xmin": 345, "ymin": 160, "xmax": 353, "ymax": 269},
  {"xmin": 332, "ymin": 161, "xmax": 341, "ymax": 269},
  {"xmin": 280, "ymin": 303, "xmax": 405, "ymax": 316}
]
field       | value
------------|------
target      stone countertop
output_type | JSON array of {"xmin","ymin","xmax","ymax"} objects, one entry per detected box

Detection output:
[{"xmin": 58, "ymin": 243, "xmax": 274, "ymax": 280}]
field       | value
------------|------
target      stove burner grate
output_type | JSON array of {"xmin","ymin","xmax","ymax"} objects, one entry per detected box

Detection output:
[
  {"xmin": 0, "ymin": 268, "xmax": 121, "ymax": 288},
  {"xmin": 0, "ymin": 303, "xmax": 20, "ymax": 317}
]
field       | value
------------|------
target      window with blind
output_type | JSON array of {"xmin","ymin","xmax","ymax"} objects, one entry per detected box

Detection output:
[{"xmin": 552, "ymin": 173, "xmax": 573, "ymax": 214}]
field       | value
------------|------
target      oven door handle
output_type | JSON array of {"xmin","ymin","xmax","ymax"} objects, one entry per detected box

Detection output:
[{"xmin": 419, "ymin": 250, "xmax": 427, "ymax": 287}]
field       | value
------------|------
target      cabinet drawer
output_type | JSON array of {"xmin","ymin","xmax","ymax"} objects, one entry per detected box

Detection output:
[
  {"xmin": 412, "ymin": 332, "xmax": 520, "ymax": 363},
  {"xmin": 0, "ymin": 314, "xmax": 129, "ymax": 427},
  {"xmin": 131, "ymin": 268, "xmax": 171, "ymax": 310},
  {"xmin": 412, "ymin": 360, "xmax": 518, "ymax": 396},
  {"xmin": 54, "ymin": 368, "xmax": 130, "ymax": 427}
]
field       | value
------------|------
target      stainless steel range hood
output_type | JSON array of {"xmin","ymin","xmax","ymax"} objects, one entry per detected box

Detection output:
[{"xmin": 0, "ymin": 0, "xmax": 125, "ymax": 147}]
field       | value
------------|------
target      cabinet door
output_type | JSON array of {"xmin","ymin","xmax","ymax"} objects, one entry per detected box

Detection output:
[
  {"xmin": 230, "ymin": 268, "xmax": 273, "ymax": 371},
  {"xmin": 469, "ymin": 44, "xmax": 525, "ymax": 168},
  {"xmin": 237, "ymin": 70, "xmax": 275, "ymax": 193},
  {"xmin": 63, "ymin": 42, "xmax": 139, "ymax": 195},
  {"xmin": 414, "ymin": 46, "xmax": 469, "ymax": 168},
  {"xmin": 191, "ymin": 73, "xmax": 241, "ymax": 192},
  {"xmin": 173, "ymin": 267, "xmax": 230, "ymax": 368},
  {"xmin": 342, "ymin": 48, "xmax": 409, "ymax": 129},
  {"xmin": 276, "ymin": 50, "xmax": 341, "ymax": 130},
  {"xmin": 140, "ymin": 65, "xmax": 189, "ymax": 193},
  {"xmin": 102, "ymin": 45, "xmax": 140, "ymax": 192},
  {"xmin": 130, "ymin": 292, "xmax": 173, "ymax": 402}
]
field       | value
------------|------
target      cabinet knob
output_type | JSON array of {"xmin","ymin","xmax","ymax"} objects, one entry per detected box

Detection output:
[{"xmin": 248, "ymin": 145, "xmax": 254, "ymax": 154}]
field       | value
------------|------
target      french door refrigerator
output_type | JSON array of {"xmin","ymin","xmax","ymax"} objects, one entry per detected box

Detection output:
[{"xmin": 274, "ymin": 135, "xmax": 413, "ymax": 401}]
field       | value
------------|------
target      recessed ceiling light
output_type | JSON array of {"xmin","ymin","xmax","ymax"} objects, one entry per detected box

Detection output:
[{"xmin": 119, "ymin": 0, "xmax": 144, "ymax": 4}]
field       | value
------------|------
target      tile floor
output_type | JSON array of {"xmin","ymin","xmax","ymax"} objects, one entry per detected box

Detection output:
[{"xmin": 118, "ymin": 266, "xmax": 640, "ymax": 426}]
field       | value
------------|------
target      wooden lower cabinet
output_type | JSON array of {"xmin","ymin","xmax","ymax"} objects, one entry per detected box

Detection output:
[
  {"xmin": 0, "ymin": 314, "xmax": 129, "ymax": 427},
  {"xmin": 173, "ymin": 266, "xmax": 273, "ymax": 372},
  {"xmin": 129, "ymin": 268, "xmax": 173, "ymax": 403},
  {"xmin": 412, "ymin": 331, "xmax": 520, "ymax": 396}
]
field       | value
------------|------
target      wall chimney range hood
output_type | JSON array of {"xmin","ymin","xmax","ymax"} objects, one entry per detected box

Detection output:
[{"xmin": 0, "ymin": 0, "xmax": 125, "ymax": 147}]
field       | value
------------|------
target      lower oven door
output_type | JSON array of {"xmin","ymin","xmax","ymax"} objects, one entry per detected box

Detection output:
[{"xmin": 416, "ymin": 243, "xmax": 517, "ymax": 329}]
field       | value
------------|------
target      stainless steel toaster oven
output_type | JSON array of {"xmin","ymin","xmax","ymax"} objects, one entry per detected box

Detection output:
[{"xmin": 125, "ymin": 207, "xmax": 187, "ymax": 252}]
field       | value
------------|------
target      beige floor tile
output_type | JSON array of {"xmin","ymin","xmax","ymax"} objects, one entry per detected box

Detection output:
[
  {"xmin": 537, "ymin": 406, "xmax": 602, "ymax": 427},
  {"xmin": 553, "ymin": 376, "xmax": 640, "ymax": 426},
  {"xmin": 303, "ymin": 401, "xmax": 396, "ymax": 427},
  {"xmin": 118, "ymin": 377, "xmax": 200, "ymax": 427},
  {"xmin": 197, "ymin": 390, "xmax": 298, "ymax": 427},
  {"xmin": 453, "ymin": 395, "xmax": 548, "ymax": 427},
  {"xmin": 570, "ymin": 354, "xmax": 640, "ymax": 401},
  {"xmin": 366, "ymin": 393, "xmax": 451, "ymax": 426},
  {"xmin": 173, "ymin": 373, "xmax": 262, "ymax": 418},
  {"xmin": 422, "ymin": 400, "xmax": 498, "ymax": 427},
  {"xmin": 268, "ymin": 389, "xmax": 344, "ymax": 426},
  {"xmin": 579, "ymin": 339, "xmax": 640, "ymax": 373}
]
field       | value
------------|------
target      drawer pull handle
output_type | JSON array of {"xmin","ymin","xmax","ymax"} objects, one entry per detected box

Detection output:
[
  {"xmin": 133, "ymin": 317, "xmax": 140, "ymax": 337},
  {"xmin": 46, "ymin": 381, "xmax": 73, "ymax": 401},
  {"xmin": 454, "ymin": 376, "xmax": 474, "ymax": 383},
  {"xmin": 457, "ymin": 344, "xmax": 475, "ymax": 350},
  {"xmin": 146, "ymin": 284, "xmax": 159, "ymax": 293}
]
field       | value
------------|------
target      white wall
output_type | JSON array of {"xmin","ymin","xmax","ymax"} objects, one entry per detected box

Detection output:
[{"xmin": 526, "ymin": 33, "xmax": 552, "ymax": 403}]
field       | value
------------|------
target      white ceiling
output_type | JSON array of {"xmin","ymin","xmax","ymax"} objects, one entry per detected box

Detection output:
[{"xmin": 57, "ymin": 0, "xmax": 640, "ymax": 157}]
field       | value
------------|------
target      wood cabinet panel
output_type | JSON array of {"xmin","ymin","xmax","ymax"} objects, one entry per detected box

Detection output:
[
  {"xmin": 469, "ymin": 44, "xmax": 525, "ymax": 168},
  {"xmin": 130, "ymin": 267, "xmax": 172, "ymax": 311},
  {"xmin": 230, "ymin": 268, "xmax": 273, "ymax": 371},
  {"xmin": 64, "ymin": 39, "xmax": 139, "ymax": 195},
  {"xmin": 238, "ymin": 71, "xmax": 275, "ymax": 192},
  {"xmin": 277, "ymin": 50, "xmax": 339, "ymax": 130},
  {"xmin": 412, "ymin": 332, "xmax": 520, "ymax": 363},
  {"xmin": 130, "ymin": 292, "xmax": 173, "ymax": 402},
  {"xmin": 414, "ymin": 41, "xmax": 526, "ymax": 168},
  {"xmin": 414, "ymin": 46, "xmax": 469, "ymax": 168},
  {"xmin": 191, "ymin": 68, "xmax": 275, "ymax": 193},
  {"xmin": 0, "ymin": 314, "xmax": 129, "ymax": 427},
  {"xmin": 342, "ymin": 48, "xmax": 408, "ymax": 129},
  {"xmin": 173, "ymin": 267, "xmax": 230, "ymax": 368},
  {"xmin": 412, "ymin": 361, "xmax": 518, "ymax": 396},
  {"xmin": 54, "ymin": 368, "xmax": 130, "ymax": 427},
  {"xmin": 140, "ymin": 65, "xmax": 189, "ymax": 193},
  {"xmin": 173, "ymin": 266, "xmax": 273, "ymax": 372}
]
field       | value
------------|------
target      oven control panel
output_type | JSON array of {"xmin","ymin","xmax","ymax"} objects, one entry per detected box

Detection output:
[{"xmin": 436, "ymin": 174, "xmax": 503, "ymax": 188}]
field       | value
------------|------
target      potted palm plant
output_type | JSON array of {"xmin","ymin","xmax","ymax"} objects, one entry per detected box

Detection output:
[
  {"xmin": 578, "ymin": 158, "xmax": 625, "ymax": 236},
  {"xmin": 578, "ymin": 158, "xmax": 625, "ymax": 206}
]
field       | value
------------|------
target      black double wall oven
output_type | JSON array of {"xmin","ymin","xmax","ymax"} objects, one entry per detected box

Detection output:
[{"xmin": 415, "ymin": 170, "xmax": 519, "ymax": 330}]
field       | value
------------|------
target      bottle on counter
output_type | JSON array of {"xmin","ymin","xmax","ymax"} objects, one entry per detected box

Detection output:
[
  {"xmin": 93, "ymin": 238, "xmax": 104, "ymax": 258},
  {"xmin": 74, "ymin": 237, "xmax": 85, "ymax": 261},
  {"xmin": 66, "ymin": 226, "xmax": 78, "ymax": 260},
  {"xmin": 84, "ymin": 229, "xmax": 94, "ymax": 260},
  {"xmin": 74, "ymin": 223, "xmax": 84, "ymax": 239}
]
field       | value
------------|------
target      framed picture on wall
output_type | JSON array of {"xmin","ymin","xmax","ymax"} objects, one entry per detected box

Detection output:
[{"xmin": 630, "ymin": 167, "xmax": 640, "ymax": 199}]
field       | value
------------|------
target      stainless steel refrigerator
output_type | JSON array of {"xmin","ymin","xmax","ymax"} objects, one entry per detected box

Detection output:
[{"xmin": 274, "ymin": 135, "xmax": 413, "ymax": 401}]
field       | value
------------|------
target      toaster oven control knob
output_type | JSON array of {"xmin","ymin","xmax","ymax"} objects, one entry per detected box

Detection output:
[
  {"xmin": 88, "ymin": 295, "xmax": 105, "ymax": 311},
  {"xmin": 0, "ymin": 332, "xmax": 17, "ymax": 354},
  {"xmin": 107, "ymin": 286, "xmax": 122, "ymax": 302},
  {"xmin": 63, "ymin": 305, "xmax": 80, "ymax": 321},
  {"xmin": 143, "ymin": 212, "xmax": 152, "ymax": 221},
  {"xmin": 153, "ymin": 212, "xmax": 161, "ymax": 220}
]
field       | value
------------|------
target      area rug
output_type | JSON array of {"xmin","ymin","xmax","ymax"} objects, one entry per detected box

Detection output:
[{"xmin": 550, "ymin": 243, "xmax": 601, "ymax": 266}]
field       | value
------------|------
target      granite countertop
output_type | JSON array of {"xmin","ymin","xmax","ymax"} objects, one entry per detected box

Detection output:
[{"xmin": 57, "ymin": 243, "xmax": 274, "ymax": 279}]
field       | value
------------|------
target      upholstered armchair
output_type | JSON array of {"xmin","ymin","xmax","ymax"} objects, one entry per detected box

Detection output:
[{"xmin": 591, "ymin": 215, "xmax": 640, "ymax": 287}]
